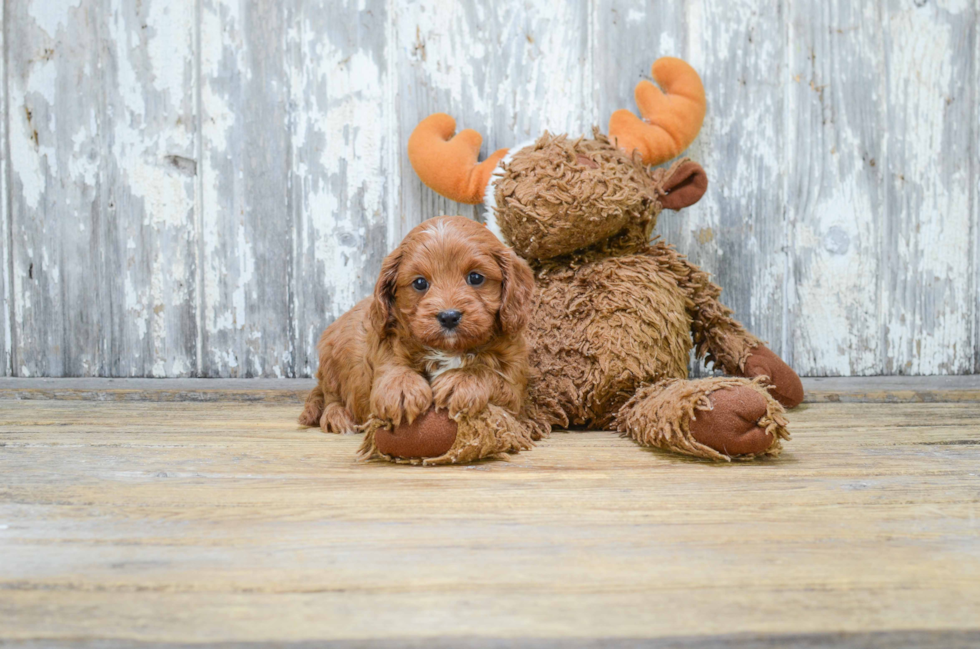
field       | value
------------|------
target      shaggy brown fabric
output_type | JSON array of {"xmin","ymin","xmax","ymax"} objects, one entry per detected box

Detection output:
[
  {"xmin": 493, "ymin": 130, "xmax": 659, "ymax": 260},
  {"xmin": 487, "ymin": 134, "xmax": 793, "ymax": 462},
  {"xmin": 687, "ymin": 385, "xmax": 774, "ymax": 456},
  {"xmin": 616, "ymin": 377, "xmax": 789, "ymax": 461},
  {"xmin": 522, "ymin": 240, "xmax": 763, "ymax": 431},
  {"xmin": 359, "ymin": 404, "xmax": 536, "ymax": 466}
]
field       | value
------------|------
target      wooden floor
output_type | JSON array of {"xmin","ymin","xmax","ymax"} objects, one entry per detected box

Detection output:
[{"xmin": 1, "ymin": 378, "xmax": 979, "ymax": 648}]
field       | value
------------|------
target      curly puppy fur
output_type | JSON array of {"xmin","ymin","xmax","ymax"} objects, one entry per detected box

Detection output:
[
  {"xmin": 491, "ymin": 132, "xmax": 787, "ymax": 459},
  {"xmin": 299, "ymin": 216, "xmax": 535, "ymax": 436}
]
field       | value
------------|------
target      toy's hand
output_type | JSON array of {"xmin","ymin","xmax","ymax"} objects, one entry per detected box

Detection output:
[
  {"xmin": 739, "ymin": 346, "xmax": 804, "ymax": 409},
  {"xmin": 432, "ymin": 371, "xmax": 491, "ymax": 417},
  {"xmin": 370, "ymin": 368, "xmax": 433, "ymax": 426},
  {"xmin": 376, "ymin": 407, "xmax": 459, "ymax": 459}
]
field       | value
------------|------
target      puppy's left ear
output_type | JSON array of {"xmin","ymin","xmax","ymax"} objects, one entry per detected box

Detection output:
[
  {"xmin": 495, "ymin": 248, "xmax": 535, "ymax": 334},
  {"xmin": 369, "ymin": 247, "xmax": 402, "ymax": 334}
]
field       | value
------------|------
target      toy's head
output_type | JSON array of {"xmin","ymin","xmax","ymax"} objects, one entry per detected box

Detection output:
[{"xmin": 408, "ymin": 58, "xmax": 709, "ymax": 261}]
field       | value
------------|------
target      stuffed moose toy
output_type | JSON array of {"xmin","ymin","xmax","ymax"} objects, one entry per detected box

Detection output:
[{"xmin": 360, "ymin": 57, "xmax": 804, "ymax": 464}]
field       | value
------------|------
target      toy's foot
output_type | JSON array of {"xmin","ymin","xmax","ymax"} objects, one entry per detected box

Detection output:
[
  {"xmin": 373, "ymin": 408, "xmax": 458, "ymax": 459},
  {"xmin": 359, "ymin": 405, "xmax": 535, "ymax": 465},
  {"xmin": 688, "ymin": 385, "xmax": 773, "ymax": 456},
  {"xmin": 616, "ymin": 376, "xmax": 790, "ymax": 461},
  {"xmin": 740, "ymin": 345, "xmax": 804, "ymax": 408}
]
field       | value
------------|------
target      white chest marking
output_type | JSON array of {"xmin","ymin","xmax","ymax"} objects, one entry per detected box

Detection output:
[{"xmin": 423, "ymin": 349, "xmax": 468, "ymax": 381}]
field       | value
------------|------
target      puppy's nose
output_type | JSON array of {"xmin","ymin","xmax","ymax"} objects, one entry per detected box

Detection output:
[{"xmin": 436, "ymin": 310, "xmax": 462, "ymax": 330}]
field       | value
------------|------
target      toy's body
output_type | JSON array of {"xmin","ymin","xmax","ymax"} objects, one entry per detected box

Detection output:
[
  {"xmin": 406, "ymin": 58, "xmax": 804, "ymax": 462},
  {"xmin": 529, "ymin": 246, "xmax": 693, "ymax": 429}
]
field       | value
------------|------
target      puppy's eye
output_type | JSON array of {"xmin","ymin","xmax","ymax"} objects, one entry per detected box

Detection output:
[
  {"xmin": 466, "ymin": 272, "xmax": 485, "ymax": 286},
  {"xmin": 412, "ymin": 277, "xmax": 429, "ymax": 291}
]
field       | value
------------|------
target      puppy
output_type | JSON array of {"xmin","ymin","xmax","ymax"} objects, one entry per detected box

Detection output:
[{"xmin": 299, "ymin": 216, "xmax": 535, "ymax": 434}]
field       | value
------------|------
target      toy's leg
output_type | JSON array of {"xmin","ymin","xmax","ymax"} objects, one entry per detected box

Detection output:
[
  {"xmin": 298, "ymin": 385, "xmax": 356, "ymax": 434},
  {"xmin": 616, "ymin": 377, "xmax": 789, "ymax": 461},
  {"xmin": 359, "ymin": 404, "xmax": 536, "ymax": 466}
]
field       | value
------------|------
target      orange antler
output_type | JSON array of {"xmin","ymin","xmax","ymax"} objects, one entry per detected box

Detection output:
[
  {"xmin": 608, "ymin": 57, "xmax": 706, "ymax": 166},
  {"xmin": 408, "ymin": 114, "xmax": 509, "ymax": 204}
]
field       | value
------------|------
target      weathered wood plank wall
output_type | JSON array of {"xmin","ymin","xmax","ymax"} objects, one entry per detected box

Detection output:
[{"xmin": 1, "ymin": 0, "xmax": 977, "ymax": 378}]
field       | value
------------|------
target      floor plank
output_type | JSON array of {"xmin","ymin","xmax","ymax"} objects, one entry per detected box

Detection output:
[
  {"xmin": 2, "ymin": 376, "xmax": 979, "ymax": 404},
  {"xmin": 1, "ymin": 397, "xmax": 979, "ymax": 646}
]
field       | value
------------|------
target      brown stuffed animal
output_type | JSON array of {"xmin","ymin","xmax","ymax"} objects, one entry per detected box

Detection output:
[{"xmin": 406, "ymin": 57, "xmax": 804, "ymax": 461}]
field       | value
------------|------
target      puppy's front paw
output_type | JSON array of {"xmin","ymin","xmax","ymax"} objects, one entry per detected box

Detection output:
[
  {"xmin": 432, "ymin": 372, "xmax": 490, "ymax": 417},
  {"xmin": 371, "ymin": 370, "xmax": 433, "ymax": 426}
]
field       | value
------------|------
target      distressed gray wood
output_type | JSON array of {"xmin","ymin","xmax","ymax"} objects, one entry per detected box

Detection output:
[
  {"xmin": 976, "ymin": 0, "xmax": 980, "ymax": 376},
  {"xmin": 786, "ymin": 0, "xmax": 887, "ymax": 376},
  {"xmin": 6, "ymin": 0, "xmax": 198, "ymax": 378},
  {"xmin": 1, "ymin": 0, "xmax": 10, "ymax": 376},
  {"xmin": 199, "ymin": 0, "xmax": 293, "ymax": 377},
  {"xmin": 288, "ymin": 0, "xmax": 392, "ymax": 378},
  {"xmin": 3, "ymin": 0, "xmax": 980, "ymax": 377},
  {"xmin": 691, "ymin": 1, "xmax": 788, "ymax": 365},
  {"xmin": 880, "ymin": 0, "xmax": 977, "ymax": 375},
  {"xmin": 2, "ymin": 375, "xmax": 980, "ymax": 404},
  {"xmin": 6, "ymin": 0, "xmax": 106, "ymax": 376},
  {"xmin": 392, "ymin": 0, "xmax": 484, "ymax": 235},
  {"xmin": 101, "ymin": 0, "xmax": 199, "ymax": 376},
  {"xmin": 393, "ymin": 1, "xmax": 592, "ymax": 234}
]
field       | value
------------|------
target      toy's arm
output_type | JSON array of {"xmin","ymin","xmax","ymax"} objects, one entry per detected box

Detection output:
[{"xmin": 647, "ymin": 242, "xmax": 804, "ymax": 408}]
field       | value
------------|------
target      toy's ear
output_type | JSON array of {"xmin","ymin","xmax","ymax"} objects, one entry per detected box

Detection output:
[
  {"xmin": 660, "ymin": 161, "xmax": 708, "ymax": 211},
  {"xmin": 368, "ymin": 247, "xmax": 402, "ymax": 333}
]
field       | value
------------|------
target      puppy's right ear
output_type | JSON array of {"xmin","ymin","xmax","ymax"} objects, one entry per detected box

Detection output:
[{"xmin": 369, "ymin": 248, "xmax": 402, "ymax": 334}]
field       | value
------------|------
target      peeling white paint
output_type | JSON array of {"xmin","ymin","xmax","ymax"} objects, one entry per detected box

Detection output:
[
  {"xmin": 28, "ymin": 0, "xmax": 83, "ymax": 39},
  {"xmin": 4, "ymin": 0, "xmax": 978, "ymax": 377}
]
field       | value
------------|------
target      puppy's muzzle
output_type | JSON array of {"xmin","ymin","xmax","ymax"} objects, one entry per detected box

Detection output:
[{"xmin": 437, "ymin": 310, "xmax": 462, "ymax": 330}]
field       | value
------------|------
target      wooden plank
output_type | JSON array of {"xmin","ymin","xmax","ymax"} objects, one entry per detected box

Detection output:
[
  {"xmin": 199, "ymin": 0, "xmax": 291, "ymax": 377},
  {"xmin": 1, "ymin": 400, "xmax": 979, "ymax": 643},
  {"xmin": 976, "ymin": 0, "xmax": 980, "ymax": 376},
  {"xmin": 786, "ymin": 1, "xmax": 886, "ymax": 376},
  {"xmin": 392, "ymin": 0, "xmax": 480, "ymax": 238},
  {"xmin": 100, "ymin": 0, "xmax": 199, "ymax": 376},
  {"xmin": 287, "ymin": 0, "xmax": 392, "ymax": 377},
  {"xmin": 1, "ymin": 0, "xmax": 10, "ymax": 377},
  {"xmin": 2, "ymin": 376, "xmax": 980, "ymax": 403},
  {"xmin": 1, "ymin": 632, "xmax": 979, "ymax": 649},
  {"xmin": 4, "ymin": 0, "xmax": 198, "ymax": 378},
  {"xmin": 802, "ymin": 374, "xmax": 980, "ymax": 402},
  {"xmin": 685, "ymin": 0, "xmax": 787, "ymax": 365},
  {"xmin": 5, "ymin": 0, "xmax": 106, "ymax": 376},
  {"xmin": 881, "ymin": 0, "xmax": 977, "ymax": 375},
  {"xmin": 392, "ymin": 0, "xmax": 592, "ymax": 239},
  {"xmin": 1, "ymin": 633, "xmax": 980, "ymax": 649}
]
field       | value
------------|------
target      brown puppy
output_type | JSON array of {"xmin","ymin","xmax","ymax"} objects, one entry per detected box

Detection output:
[{"xmin": 299, "ymin": 216, "xmax": 535, "ymax": 436}]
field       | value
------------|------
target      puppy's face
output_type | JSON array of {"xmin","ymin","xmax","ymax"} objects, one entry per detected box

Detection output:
[{"xmin": 370, "ymin": 216, "xmax": 534, "ymax": 353}]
